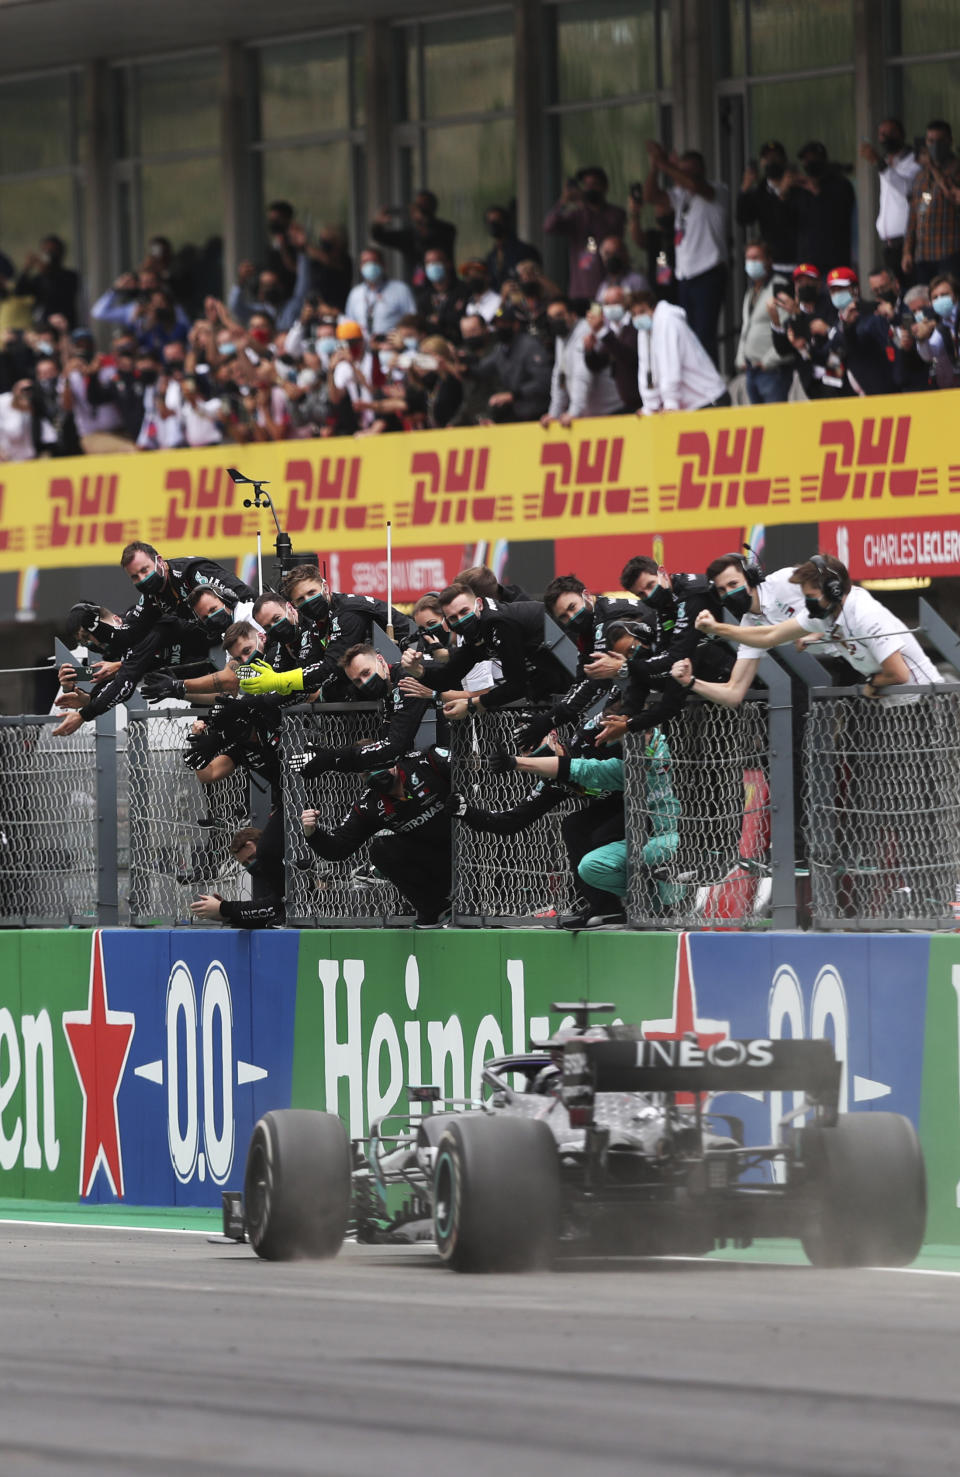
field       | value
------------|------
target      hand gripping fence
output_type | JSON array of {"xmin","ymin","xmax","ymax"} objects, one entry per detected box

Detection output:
[
  {"xmin": 448, "ymin": 707, "xmax": 585, "ymax": 925},
  {"xmin": 623, "ymin": 699, "xmax": 772, "ymax": 931},
  {"xmin": 802, "ymin": 689, "xmax": 960, "ymax": 930}
]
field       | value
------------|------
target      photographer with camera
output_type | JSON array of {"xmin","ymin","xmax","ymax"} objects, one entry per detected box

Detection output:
[{"xmin": 544, "ymin": 166, "xmax": 627, "ymax": 299}]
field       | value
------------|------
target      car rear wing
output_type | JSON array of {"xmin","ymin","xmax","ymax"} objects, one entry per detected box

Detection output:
[{"xmin": 562, "ymin": 1037, "xmax": 841, "ymax": 1124}]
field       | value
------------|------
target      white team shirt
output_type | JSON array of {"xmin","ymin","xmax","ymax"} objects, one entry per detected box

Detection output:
[
  {"xmin": 794, "ymin": 584, "xmax": 942, "ymax": 684},
  {"xmin": 736, "ymin": 567, "xmax": 806, "ymax": 662},
  {"xmin": 667, "ymin": 182, "xmax": 728, "ymax": 278}
]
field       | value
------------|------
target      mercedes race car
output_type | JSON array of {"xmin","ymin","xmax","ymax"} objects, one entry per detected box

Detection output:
[{"xmin": 224, "ymin": 1002, "xmax": 926, "ymax": 1272}]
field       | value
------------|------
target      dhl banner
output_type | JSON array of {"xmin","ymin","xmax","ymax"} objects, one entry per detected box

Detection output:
[{"xmin": 1, "ymin": 388, "xmax": 958, "ymax": 576}]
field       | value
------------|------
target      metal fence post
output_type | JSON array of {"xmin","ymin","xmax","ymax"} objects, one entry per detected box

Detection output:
[
  {"xmin": 95, "ymin": 707, "xmax": 119, "ymax": 926},
  {"xmin": 762, "ymin": 659, "xmax": 797, "ymax": 930}
]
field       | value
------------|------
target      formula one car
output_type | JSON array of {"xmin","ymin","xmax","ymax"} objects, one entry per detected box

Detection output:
[{"xmin": 226, "ymin": 1002, "xmax": 926, "ymax": 1272}]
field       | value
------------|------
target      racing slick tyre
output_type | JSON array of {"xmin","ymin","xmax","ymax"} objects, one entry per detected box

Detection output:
[
  {"xmin": 800, "ymin": 1111, "xmax": 926, "ymax": 1269},
  {"xmin": 433, "ymin": 1114, "xmax": 560, "ymax": 1273},
  {"xmin": 244, "ymin": 1110, "xmax": 351, "ymax": 1261}
]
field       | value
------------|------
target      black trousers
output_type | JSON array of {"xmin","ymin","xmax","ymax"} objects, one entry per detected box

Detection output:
[
  {"xmin": 561, "ymin": 793, "xmax": 626, "ymax": 915},
  {"xmin": 369, "ymin": 812, "xmax": 452, "ymax": 921}
]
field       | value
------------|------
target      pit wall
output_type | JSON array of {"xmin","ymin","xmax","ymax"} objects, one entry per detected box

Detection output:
[{"xmin": 1, "ymin": 928, "xmax": 958, "ymax": 1244}]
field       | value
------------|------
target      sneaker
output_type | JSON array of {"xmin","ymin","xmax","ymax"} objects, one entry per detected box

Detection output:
[{"xmin": 557, "ymin": 903, "xmax": 594, "ymax": 931}]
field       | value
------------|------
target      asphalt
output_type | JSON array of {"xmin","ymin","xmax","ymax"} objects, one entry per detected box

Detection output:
[{"xmin": 1, "ymin": 1225, "xmax": 959, "ymax": 1477}]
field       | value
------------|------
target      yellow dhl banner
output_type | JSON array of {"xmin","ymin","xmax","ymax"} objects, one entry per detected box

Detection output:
[{"xmin": 0, "ymin": 389, "xmax": 958, "ymax": 573}]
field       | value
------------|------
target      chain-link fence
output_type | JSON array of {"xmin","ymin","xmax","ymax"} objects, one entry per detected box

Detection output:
[
  {"xmin": 803, "ymin": 690, "xmax": 960, "ymax": 930},
  {"xmin": 624, "ymin": 701, "xmax": 772, "ymax": 931},
  {"xmin": 281, "ymin": 703, "xmax": 404, "ymax": 926},
  {"xmin": 448, "ymin": 708, "xmax": 584, "ymax": 924},
  {"xmin": 0, "ymin": 715, "xmax": 98, "ymax": 925}
]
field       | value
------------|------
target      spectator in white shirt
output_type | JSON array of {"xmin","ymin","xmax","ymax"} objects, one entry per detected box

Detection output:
[
  {"xmin": 460, "ymin": 259, "xmax": 502, "ymax": 324},
  {"xmin": 541, "ymin": 297, "xmax": 624, "ymax": 427},
  {"xmin": 694, "ymin": 553, "xmax": 942, "ymax": 696},
  {"xmin": 328, "ymin": 319, "xmax": 378, "ymax": 433},
  {"xmin": 0, "ymin": 381, "xmax": 37, "ymax": 460},
  {"xmin": 632, "ymin": 291, "xmax": 729, "ymax": 414},
  {"xmin": 860, "ymin": 119, "xmax": 922, "ymax": 283},
  {"xmin": 644, "ymin": 140, "xmax": 729, "ymax": 364},
  {"xmin": 343, "ymin": 247, "xmax": 416, "ymax": 337},
  {"xmin": 180, "ymin": 377, "xmax": 225, "ymax": 447}
]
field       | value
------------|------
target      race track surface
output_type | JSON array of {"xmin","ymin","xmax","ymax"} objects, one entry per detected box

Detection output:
[{"xmin": 1, "ymin": 1225, "xmax": 958, "ymax": 1477}]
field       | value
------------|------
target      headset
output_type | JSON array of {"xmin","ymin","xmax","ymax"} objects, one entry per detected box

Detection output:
[
  {"xmin": 718, "ymin": 544, "xmax": 765, "ymax": 587},
  {"xmin": 809, "ymin": 553, "xmax": 846, "ymax": 611}
]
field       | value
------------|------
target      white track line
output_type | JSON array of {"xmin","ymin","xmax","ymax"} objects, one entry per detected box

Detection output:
[{"xmin": 0, "ymin": 1217, "xmax": 212, "ymax": 1236}]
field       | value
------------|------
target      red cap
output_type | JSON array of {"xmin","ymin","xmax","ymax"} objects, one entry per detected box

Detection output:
[
  {"xmin": 826, "ymin": 266, "xmax": 858, "ymax": 288},
  {"xmin": 792, "ymin": 262, "xmax": 820, "ymax": 280}
]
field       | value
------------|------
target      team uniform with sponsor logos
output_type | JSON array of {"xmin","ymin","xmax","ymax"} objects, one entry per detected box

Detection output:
[
  {"xmin": 795, "ymin": 584, "xmax": 942, "ymax": 684},
  {"xmin": 295, "ymin": 663, "xmax": 445, "ymax": 774},
  {"xmin": 420, "ymin": 598, "xmax": 567, "ymax": 709},
  {"xmin": 734, "ymin": 565, "xmax": 810, "ymax": 663},
  {"xmin": 623, "ymin": 574, "xmax": 733, "ymax": 728},
  {"xmin": 78, "ymin": 617, "xmax": 213, "ymax": 722},
  {"xmin": 115, "ymin": 556, "xmax": 255, "ymax": 655},
  {"xmin": 305, "ymin": 747, "xmax": 452, "ymax": 923}
]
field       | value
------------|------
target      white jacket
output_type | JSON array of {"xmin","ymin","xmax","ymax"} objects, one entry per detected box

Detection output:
[
  {"xmin": 637, "ymin": 300, "xmax": 727, "ymax": 412},
  {"xmin": 548, "ymin": 316, "xmax": 624, "ymax": 419}
]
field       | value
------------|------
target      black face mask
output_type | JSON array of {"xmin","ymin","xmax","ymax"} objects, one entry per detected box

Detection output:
[
  {"xmin": 720, "ymin": 585, "xmax": 752, "ymax": 619},
  {"xmin": 300, "ymin": 592, "xmax": 329, "ymax": 624},
  {"xmin": 880, "ymin": 135, "xmax": 901, "ymax": 156},
  {"xmin": 368, "ymin": 769, "xmax": 394, "ymax": 794},
  {"xmin": 548, "ymin": 317, "xmax": 569, "ymax": 338},
  {"xmin": 804, "ymin": 596, "xmax": 827, "ymax": 619},
  {"xmin": 763, "ymin": 160, "xmax": 785, "ymax": 181},
  {"xmin": 602, "ymin": 255, "xmax": 624, "ymax": 275},
  {"xmin": 270, "ymin": 615, "xmax": 295, "ymax": 643},
  {"xmin": 203, "ymin": 609, "xmax": 232, "ymax": 638},
  {"xmin": 644, "ymin": 582, "xmax": 673, "ymax": 613},
  {"xmin": 421, "ymin": 621, "xmax": 450, "ymax": 647},
  {"xmin": 136, "ymin": 566, "xmax": 164, "ymax": 596},
  {"xmin": 359, "ymin": 671, "xmax": 390, "ymax": 701},
  {"xmin": 877, "ymin": 288, "xmax": 898, "ymax": 304},
  {"xmin": 928, "ymin": 138, "xmax": 949, "ymax": 165},
  {"xmin": 803, "ymin": 158, "xmax": 826, "ymax": 179},
  {"xmin": 564, "ymin": 603, "xmax": 593, "ymax": 636},
  {"xmin": 581, "ymin": 188, "xmax": 603, "ymax": 206},
  {"xmin": 487, "ymin": 219, "xmax": 507, "ymax": 239},
  {"xmin": 797, "ymin": 283, "xmax": 819, "ymax": 304},
  {"xmin": 462, "ymin": 339, "xmax": 487, "ymax": 357},
  {"xmin": 450, "ymin": 609, "xmax": 481, "ymax": 641}
]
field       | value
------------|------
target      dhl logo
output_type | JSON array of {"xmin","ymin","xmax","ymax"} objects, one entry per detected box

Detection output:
[
  {"xmin": 0, "ymin": 486, "xmax": 26, "ymax": 553},
  {"xmin": 659, "ymin": 427, "xmax": 790, "ymax": 513},
  {"xmin": 396, "ymin": 447, "xmax": 510, "ymax": 527},
  {"xmin": 799, "ymin": 416, "xmax": 939, "ymax": 502},
  {"xmin": 286, "ymin": 455, "xmax": 384, "ymax": 532},
  {"xmin": 35, "ymin": 474, "xmax": 138, "ymax": 549},
  {"xmin": 149, "ymin": 467, "xmax": 257, "ymax": 542},
  {"xmin": 522, "ymin": 438, "xmax": 649, "ymax": 520}
]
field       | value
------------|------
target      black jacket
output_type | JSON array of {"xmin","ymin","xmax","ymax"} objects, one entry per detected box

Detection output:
[
  {"xmin": 303, "ymin": 663, "xmax": 442, "ymax": 773},
  {"xmin": 116, "ymin": 556, "xmax": 254, "ymax": 651},
  {"xmin": 306, "ymin": 748, "xmax": 450, "ymax": 860},
  {"xmin": 420, "ymin": 598, "xmax": 558, "ymax": 710},
  {"xmin": 82, "ymin": 617, "xmax": 211, "ymax": 722},
  {"xmin": 735, "ymin": 182, "xmax": 799, "ymax": 265},
  {"xmin": 218, "ymin": 851, "xmax": 285, "ymax": 929},
  {"xmin": 476, "ymin": 334, "xmax": 552, "ymax": 421}
]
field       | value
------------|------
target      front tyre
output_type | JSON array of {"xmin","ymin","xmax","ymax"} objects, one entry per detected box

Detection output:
[
  {"xmin": 433, "ymin": 1114, "xmax": 559, "ymax": 1272},
  {"xmin": 244, "ymin": 1109, "xmax": 351, "ymax": 1261}
]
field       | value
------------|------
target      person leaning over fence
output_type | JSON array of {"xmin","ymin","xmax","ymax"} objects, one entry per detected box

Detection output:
[
  {"xmin": 695, "ymin": 553, "xmax": 943, "ymax": 696},
  {"xmin": 117, "ymin": 541, "xmax": 255, "ymax": 652},
  {"xmin": 189, "ymin": 825, "xmax": 285, "ymax": 929},
  {"xmin": 141, "ymin": 610, "xmax": 265, "ymax": 706},
  {"xmin": 301, "ymin": 746, "xmax": 452, "ymax": 927},
  {"xmin": 507, "ymin": 731, "xmax": 681, "ymax": 924}
]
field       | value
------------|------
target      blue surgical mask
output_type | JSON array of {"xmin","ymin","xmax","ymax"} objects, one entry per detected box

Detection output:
[
  {"xmin": 36, "ymin": 340, "xmax": 53, "ymax": 355},
  {"xmin": 932, "ymin": 293, "xmax": 955, "ymax": 319},
  {"xmin": 830, "ymin": 290, "xmax": 853, "ymax": 311},
  {"xmin": 633, "ymin": 314, "xmax": 653, "ymax": 332},
  {"xmin": 744, "ymin": 258, "xmax": 767, "ymax": 281},
  {"xmin": 316, "ymin": 337, "xmax": 337, "ymax": 360},
  {"xmin": 361, "ymin": 261, "xmax": 383, "ymax": 284},
  {"xmin": 218, "ymin": 341, "xmax": 235, "ymax": 357},
  {"xmin": 602, "ymin": 303, "xmax": 625, "ymax": 324},
  {"xmin": 914, "ymin": 309, "xmax": 929, "ymax": 323},
  {"xmin": 425, "ymin": 262, "xmax": 446, "ymax": 284},
  {"xmin": 404, "ymin": 336, "xmax": 419, "ymax": 352}
]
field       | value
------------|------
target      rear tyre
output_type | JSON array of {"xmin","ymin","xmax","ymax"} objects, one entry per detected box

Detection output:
[
  {"xmin": 433, "ymin": 1114, "xmax": 560, "ymax": 1272},
  {"xmin": 244, "ymin": 1109, "xmax": 351, "ymax": 1261},
  {"xmin": 800, "ymin": 1111, "xmax": 926, "ymax": 1268}
]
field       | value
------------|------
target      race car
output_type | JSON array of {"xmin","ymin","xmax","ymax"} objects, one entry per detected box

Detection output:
[{"xmin": 226, "ymin": 1001, "xmax": 926, "ymax": 1272}]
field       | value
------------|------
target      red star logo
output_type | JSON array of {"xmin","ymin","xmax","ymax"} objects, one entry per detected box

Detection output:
[
  {"xmin": 62, "ymin": 931, "xmax": 135, "ymax": 1198},
  {"xmin": 642, "ymin": 934, "xmax": 730, "ymax": 1103}
]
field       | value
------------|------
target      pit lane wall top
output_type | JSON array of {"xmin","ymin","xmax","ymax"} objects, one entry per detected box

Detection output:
[
  {"xmin": 0, "ymin": 389, "xmax": 958, "ymax": 574},
  {"xmin": 1, "ymin": 927, "xmax": 959, "ymax": 1248}
]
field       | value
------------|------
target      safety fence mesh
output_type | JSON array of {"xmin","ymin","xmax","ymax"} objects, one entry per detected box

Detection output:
[
  {"xmin": 126, "ymin": 709, "xmax": 251, "ymax": 926},
  {"xmin": 0, "ymin": 716, "xmax": 98, "ymax": 925},
  {"xmin": 281, "ymin": 703, "xmax": 403, "ymax": 925},
  {"xmin": 448, "ymin": 708, "xmax": 584, "ymax": 924},
  {"xmin": 803, "ymin": 691, "xmax": 960, "ymax": 929},
  {"xmin": 624, "ymin": 701, "xmax": 772, "ymax": 931}
]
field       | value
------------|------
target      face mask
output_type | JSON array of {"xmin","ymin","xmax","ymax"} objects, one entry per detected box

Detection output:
[
  {"xmin": 804, "ymin": 596, "xmax": 826, "ymax": 619},
  {"xmin": 136, "ymin": 566, "xmax": 164, "ymax": 595},
  {"xmin": 368, "ymin": 769, "xmax": 394, "ymax": 795},
  {"xmin": 928, "ymin": 138, "xmax": 949, "ymax": 165},
  {"xmin": 720, "ymin": 585, "xmax": 752, "ymax": 618},
  {"xmin": 602, "ymin": 255, "xmax": 624, "ymax": 275},
  {"xmin": 250, "ymin": 327, "xmax": 272, "ymax": 346},
  {"xmin": 797, "ymin": 283, "xmax": 819, "ymax": 304},
  {"xmin": 602, "ymin": 303, "xmax": 625, "ymax": 324},
  {"xmin": 744, "ymin": 258, "xmax": 767, "ymax": 280},
  {"xmin": 361, "ymin": 261, "xmax": 383, "ymax": 284},
  {"xmin": 465, "ymin": 277, "xmax": 487, "ymax": 295},
  {"xmin": 450, "ymin": 609, "xmax": 480, "ymax": 640},
  {"xmin": 35, "ymin": 340, "xmax": 53, "ymax": 355},
  {"xmin": 803, "ymin": 158, "xmax": 826, "ymax": 179},
  {"xmin": 879, "ymin": 135, "xmax": 900, "ymax": 156},
  {"xmin": 425, "ymin": 262, "xmax": 446, "ymax": 284},
  {"xmin": 420, "ymin": 621, "xmax": 450, "ymax": 647},
  {"xmin": 876, "ymin": 288, "xmax": 898, "ymax": 304},
  {"xmin": 564, "ymin": 603, "xmax": 592, "ymax": 635},
  {"xmin": 360, "ymin": 671, "xmax": 390, "ymax": 701},
  {"xmin": 548, "ymin": 317, "xmax": 569, "ymax": 338},
  {"xmin": 300, "ymin": 592, "xmax": 329, "ymax": 623},
  {"xmin": 763, "ymin": 160, "xmax": 785, "ymax": 181},
  {"xmin": 488, "ymin": 219, "xmax": 507, "ymax": 239},
  {"xmin": 316, "ymin": 337, "xmax": 337, "ymax": 360},
  {"xmin": 581, "ymin": 188, "xmax": 602, "ymax": 205},
  {"xmin": 932, "ymin": 293, "xmax": 955, "ymax": 319},
  {"xmin": 644, "ymin": 582, "xmax": 672, "ymax": 612},
  {"xmin": 403, "ymin": 336, "xmax": 419, "ymax": 352},
  {"xmin": 830, "ymin": 290, "xmax": 853, "ymax": 310},
  {"xmin": 270, "ymin": 615, "xmax": 295, "ymax": 642},
  {"xmin": 218, "ymin": 342, "xmax": 235, "ymax": 357},
  {"xmin": 379, "ymin": 349, "xmax": 398, "ymax": 372},
  {"xmin": 633, "ymin": 314, "xmax": 653, "ymax": 332},
  {"xmin": 523, "ymin": 281, "xmax": 542, "ymax": 301},
  {"xmin": 203, "ymin": 609, "xmax": 232, "ymax": 638},
  {"xmin": 139, "ymin": 368, "xmax": 158, "ymax": 386}
]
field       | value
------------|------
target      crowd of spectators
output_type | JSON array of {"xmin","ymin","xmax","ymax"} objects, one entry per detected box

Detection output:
[{"xmin": 3, "ymin": 113, "xmax": 960, "ymax": 461}]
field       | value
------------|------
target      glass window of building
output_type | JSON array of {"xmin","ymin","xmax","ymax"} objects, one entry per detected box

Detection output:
[
  {"xmin": 112, "ymin": 52, "xmax": 223, "ymax": 307},
  {"xmin": 250, "ymin": 31, "xmax": 364, "ymax": 261},
  {"xmin": 0, "ymin": 71, "xmax": 84, "ymax": 287},
  {"xmin": 392, "ymin": 13, "xmax": 515, "ymax": 263}
]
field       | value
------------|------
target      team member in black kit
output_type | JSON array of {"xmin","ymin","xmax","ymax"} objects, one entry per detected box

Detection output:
[
  {"xmin": 190, "ymin": 825, "xmax": 285, "ymax": 928},
  {"xmin": 117, "ymin": 540, "xmax": 255, "ymax": 650},
  {"xmin": 302, "ymin": 746, "xmax": 453, "ymax": 925},
  {"xmin": 401, "ymin": 582, "xmax": 568, "ymax": 713}
]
